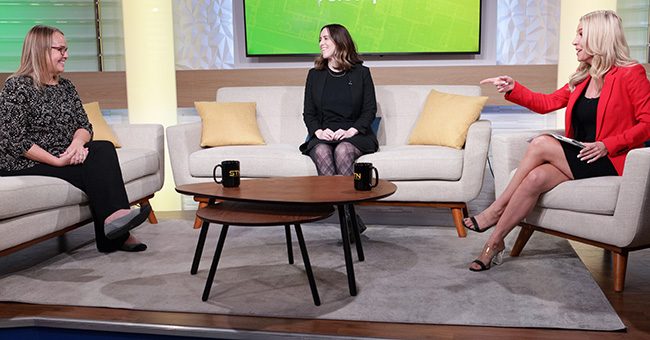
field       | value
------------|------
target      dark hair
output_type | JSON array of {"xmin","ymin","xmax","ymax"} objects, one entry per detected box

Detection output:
[{"xmin": 314, "ymin": 24, "xmax": 362, "ymax": 71}]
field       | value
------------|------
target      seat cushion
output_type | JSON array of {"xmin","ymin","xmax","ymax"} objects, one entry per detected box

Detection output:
[
  {"xmin": 116, "ymin": 148, "xmax": 160, "ymax": 183},
  {"xmin": 509, "ymin": 169, "xmax": 621, "ymax": 215},
  {"xmin": 357, "ymin": 145, "xmax": 463, "ymax": 181},
  {"xmin": 189, "ymin": 144, "xmax": 317, "ymax": 178},
  {"xmin": 0, "ymin": 176, "xmax": 87, "ymax": 220},
  {"xmin": 0, "ymin": 148, "xmax": 159, "ymax": 220}
]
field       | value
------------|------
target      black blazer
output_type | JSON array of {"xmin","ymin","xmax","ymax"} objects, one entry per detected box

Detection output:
[{"xmin": 300, "ymin": 64, "xmax": 378, "ymax": 154}]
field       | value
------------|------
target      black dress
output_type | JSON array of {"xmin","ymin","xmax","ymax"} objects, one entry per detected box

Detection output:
[
  {"xmin": 299, "ymin": 65, "xmax": 379, "ymax": 155},
  {"xmin": 561, "ymin": 89, "xmax": 617, "ymax": 179}
]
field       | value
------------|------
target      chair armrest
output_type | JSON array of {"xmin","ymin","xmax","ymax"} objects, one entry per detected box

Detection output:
[
  {"xmin": 491, "ymin": 129, "xmax": 563, "ymax": 196},
  {"xmin": 457, "ymin": 120, "xmax": 492, "ymax": 201},
  {"xmin": 112, "ymin": 124, "xmax": 165, "ymax": 185},
  {"xmin": 614, "ymin": 147, "xmax": 650, "ymax": 248},
  {"xmin": 166, "ymin": 122, "xmax": 202, "ymax": 186}
]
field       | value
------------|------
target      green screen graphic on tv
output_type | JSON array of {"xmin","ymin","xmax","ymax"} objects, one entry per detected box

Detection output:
[{"xmin": 243, "ymin": 0, "xmax": 481, "ymax": 56}]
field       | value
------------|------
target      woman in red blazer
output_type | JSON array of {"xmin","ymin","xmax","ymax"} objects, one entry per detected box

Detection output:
[{"xmin": 465, "ymin": 10, "xmax": 650, "ymax": 271}]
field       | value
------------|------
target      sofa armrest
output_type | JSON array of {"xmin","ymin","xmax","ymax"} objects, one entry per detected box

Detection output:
[
  {"xmin": 492, "ymin": 129, "xmax": 563, "ymax": 196},
  {"xmin": 614, "ymin": 147, "xmax": 650, "ymax": 248},
  {"xmin": 458, "ymin": 120, "xmax": 492, "ymax": 200},
  {"xmin": 112, "ymin": 124, "xmax": 165, "ymax": 186},
  {"xmin": 167, "ymin": 122, "xmax": 202, "ymax": 186}
]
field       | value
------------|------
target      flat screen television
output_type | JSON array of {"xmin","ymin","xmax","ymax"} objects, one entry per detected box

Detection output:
[{"xmin": 243, "ymin": 0, "xmax": 482, "ymax": 57}]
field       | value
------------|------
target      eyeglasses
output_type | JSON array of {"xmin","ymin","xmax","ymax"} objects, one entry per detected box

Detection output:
[{"xmin": 51, "ymin": 46, "xmax": 68, "ymax": 55}]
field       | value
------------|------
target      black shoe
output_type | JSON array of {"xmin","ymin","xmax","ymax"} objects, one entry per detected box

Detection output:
[
  {"xmin": 105, "ymin": 204, "xmax": 152, "ymax": 240},
  {"xmin": 119, "ymin": 242, "xmax": 148, "ymax": 252},
  {"xmin": 462, "ymin": 216, "xmax": 494, "ymax": 233}
]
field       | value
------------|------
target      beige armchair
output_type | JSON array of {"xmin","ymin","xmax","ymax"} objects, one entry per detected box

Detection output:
[{"xmin": 492, "ymin": 130, "xmax": 650, "ymax": 292}]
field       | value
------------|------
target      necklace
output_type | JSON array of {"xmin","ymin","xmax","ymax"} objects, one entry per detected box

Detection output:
[{"xmin": 327, "ymin": 68, "xmax": 347, "ymax": 78}]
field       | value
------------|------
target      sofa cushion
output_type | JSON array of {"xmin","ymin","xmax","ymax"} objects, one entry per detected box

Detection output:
[
  {"xmin": 189, "ymin": 144, "xmax": 317, "ymax": 178},
  {"xmin": 407, "ymin": 90, "xmax": 487, "ymax": 149},
  {"xmin": 357, "ymin": 145, "xmax": 463, "ymax": 181},
  {"xmin": 116, "ymin": 148, "xmax": 160, "ymax": 184},
  {"xmin": 509, "ymin": 169, "xmax": 620, "ymax": 215},
  {"xmin": 83, "ymin": 102, "xmax": 121, "ymax": 147},
  {"xmin": 0, "ymin": 176, "xmax": 86, "ymax": 220},
  {"xmin": 195, "ymin": 101, "xmax": 265, "ymax": 147}
]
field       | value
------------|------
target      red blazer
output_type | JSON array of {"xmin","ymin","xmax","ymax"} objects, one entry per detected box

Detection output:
[{"xmin": 505, "ymin": 64, "xmax": 650, "ymax": 175}]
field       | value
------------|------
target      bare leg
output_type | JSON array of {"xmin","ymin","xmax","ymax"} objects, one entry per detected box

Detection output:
[
  {"xmin": 469, "ymin": 163, "xmax": 571, "ymax": 270},
  {"xmin": 464, "ymin": 136, "xmax": 573, "ymax": 230}
]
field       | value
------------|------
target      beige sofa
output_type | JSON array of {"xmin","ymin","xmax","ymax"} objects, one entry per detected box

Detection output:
[
  {"xmin": 493, "ymin": 130, "xmax": 650, "ymax": 291},
  {"xmin": 167, "ymin": 85, "xmax": 491, "ymax": 236},
  {"xmin": 0, "ymin": 124, "xmax": 165, "ymax": 255}
]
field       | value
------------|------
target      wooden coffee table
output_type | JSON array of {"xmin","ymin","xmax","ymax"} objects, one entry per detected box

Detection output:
[
  {"xmin": 195, "ymin": 201, "xmax": 334, "ymax": 305},
  {"xmin": 176, "ymin": 176, "xmax": 397, "ymax": 296}
]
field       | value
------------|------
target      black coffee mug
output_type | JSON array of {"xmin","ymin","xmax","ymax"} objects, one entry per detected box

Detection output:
[
  {"xmin": 354, "ymin": 162, "xmax": 379, "ymax": 191},
  {"xmin": 213, "ymin": 160, "xmax": 240, "ymax": 187}
]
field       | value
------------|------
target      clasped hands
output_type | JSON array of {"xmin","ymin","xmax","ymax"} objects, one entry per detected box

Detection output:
[
  {"xmin": 58, "ymin": 140, "xmax": 89, "ymax": 166},
  {"xmin": 315, "ymin": 127, "xmax": 358, "ymax": 141}
]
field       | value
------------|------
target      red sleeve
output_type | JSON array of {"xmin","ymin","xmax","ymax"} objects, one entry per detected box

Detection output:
[
  {"xmin": 601, "ymin": 64, "xmax": 650, "ymax": 156},
  {"xmin": 505, "ymin": 81, "xmax": 571, "ymax": 114}
]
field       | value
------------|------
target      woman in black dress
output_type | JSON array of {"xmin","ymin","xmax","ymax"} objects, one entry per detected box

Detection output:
[
  {"xmin": 300, "ymin": 24, "xmax": 378, "ymax": 176},
  {"xmin": 466, "ymin": 10, "xmax": 650, "ymax": 271}
]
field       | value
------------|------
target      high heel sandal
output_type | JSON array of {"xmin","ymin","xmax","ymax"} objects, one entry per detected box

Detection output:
[
  {"xmin": 469, "ymin": 243, "xmax": 505, "ymax": 272},
  {"xmin": 462, "ymin": 216, "xmax": 494, "ymax": 233}
]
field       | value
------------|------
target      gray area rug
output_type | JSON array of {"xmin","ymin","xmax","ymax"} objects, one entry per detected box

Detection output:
[{"xmin": 0, "ymin": 220, "xmax": 624, "ymax": 330}]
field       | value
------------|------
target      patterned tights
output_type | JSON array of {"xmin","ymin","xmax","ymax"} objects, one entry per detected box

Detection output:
[{"xmin": 309, "ymin": 142, "xmax": 362, "ymax": 176}]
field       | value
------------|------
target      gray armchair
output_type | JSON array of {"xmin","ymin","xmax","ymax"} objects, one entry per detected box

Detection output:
[{"xmin": 493, "ymin": 130, "xmax": 650, "ymax": 292}]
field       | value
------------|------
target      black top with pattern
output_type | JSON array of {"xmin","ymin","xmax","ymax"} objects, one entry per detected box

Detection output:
[{"xmin": 0, "ymin": 75, "xmax": 92, "ymax": 171}]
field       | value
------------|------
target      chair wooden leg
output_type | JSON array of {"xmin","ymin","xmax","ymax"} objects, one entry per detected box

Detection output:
[
  {"xmin": 134, "ymin": 198, "xmax": 157, "ymax": 224},
  {"xmin": 194, "ymin": 201, "xmax": 209, "ymax": 229},
  {"xmin": 613, "ymin": 251, "xmax": 628, "ymax": 293},
  {"xmin": 510, "ymin": 225, "xmax": 534, "ymax": 257},
  {"xmin": 451, "ymin": 207, "xmax": 467, "ymax": 238}
]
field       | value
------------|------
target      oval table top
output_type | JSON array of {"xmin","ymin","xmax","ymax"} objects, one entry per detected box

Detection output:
[
  {"xmin": 196, "ymin": 201, "xmax": 335, "ymax": 226},
  {"xmin": 176, "ymin": 176, "xmax": 397, "ymax": 205}
]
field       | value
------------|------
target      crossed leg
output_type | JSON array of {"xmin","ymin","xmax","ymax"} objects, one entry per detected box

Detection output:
[
  {"xmin": 464, "ymin": 136, "xmax": 573, "ymax": 231},
  {"xmin": 466, "ymin": 136, "xmax": 574, "ymax": 270}
]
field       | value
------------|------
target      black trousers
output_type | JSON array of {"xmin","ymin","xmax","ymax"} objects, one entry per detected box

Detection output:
[{"xmin": 0, "ymin": 141, "xmax": 131, "ymax": 252}]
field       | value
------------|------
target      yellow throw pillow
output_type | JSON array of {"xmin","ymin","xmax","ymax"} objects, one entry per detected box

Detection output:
[
  {"xmin": 408, "ymin": 90, "xmax": 487, "ymax": 149},
  {"xmin": 83, "ymin": 102, "xmax": 121, "ymax": 148},
  {"xmin": 195, "ymin": 101, "xmax": 265, "ymax": 147}
]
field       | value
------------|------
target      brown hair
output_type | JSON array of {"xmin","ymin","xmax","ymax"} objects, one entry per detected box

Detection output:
[
  {"xmin": 11, "ymin": 25, "xmax": 64, "ymax": 88},
  {"xmin": 568, "ymin": 10, "xmax": 636, "ymax": 92},
  {"xmin": 314, "ymin": 24, "xmax": 362, "ymax": 71}
]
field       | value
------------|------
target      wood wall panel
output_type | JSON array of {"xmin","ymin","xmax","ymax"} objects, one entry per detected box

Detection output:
[
  {"xmin": 174, "ymin": 65, "xmax": 559, "ymax": 107},
  {"xmin": 0, "ymin": 71, "xmax": 127, "ymax": 109},
  {"xmin": 4, "ymin": 64, "xmax": 648, "ymax": 109}
]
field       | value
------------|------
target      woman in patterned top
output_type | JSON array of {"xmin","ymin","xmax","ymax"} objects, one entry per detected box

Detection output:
[{"xmin": 0, "ymin": 25, "xmax": 149, "ymax": 253}]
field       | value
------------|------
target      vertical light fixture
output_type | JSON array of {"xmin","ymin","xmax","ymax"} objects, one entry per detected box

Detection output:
[
  {"xmin": 556, "ymin": 0, "xmax": 617, "ymax": 129},
  {"xmin": 122, "ymin": 0, "xmax": 179, "ymax": 210}
]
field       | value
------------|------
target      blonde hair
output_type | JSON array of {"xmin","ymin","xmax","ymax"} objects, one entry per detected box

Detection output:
[
  {"xmin": 11, "ymin": 25, "xmax": 64, "ymax": 88},
  {"xmin": 568, "ymin": 10, "xmax": 636, "ymax": 92}
]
